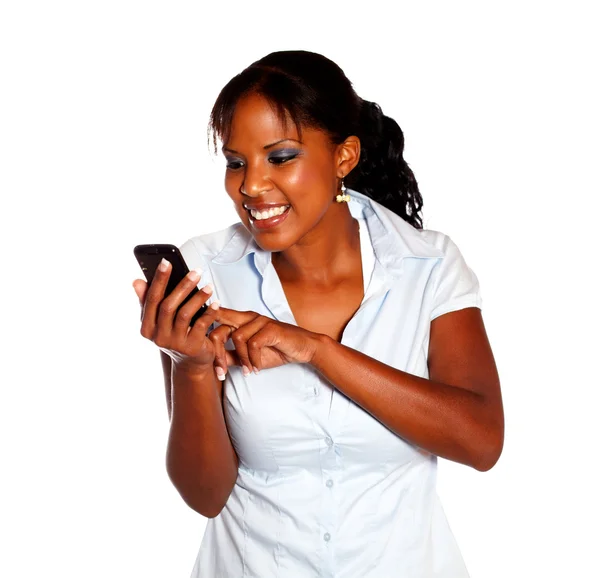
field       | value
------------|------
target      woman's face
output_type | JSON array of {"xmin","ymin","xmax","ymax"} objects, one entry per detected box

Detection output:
[{"xmin": 222, "ymin": 92, "xmax": 343, "ymax": 252}]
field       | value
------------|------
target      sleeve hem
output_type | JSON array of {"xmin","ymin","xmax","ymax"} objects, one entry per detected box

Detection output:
[{"xmin": 430, "ymin": 295, "xmax": 483, "ymax": 321}]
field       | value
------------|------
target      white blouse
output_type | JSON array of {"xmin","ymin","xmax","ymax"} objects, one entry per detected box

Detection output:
[{"xmin": 180, "ymin": 188, "xmax": 482, "ymax": 577}]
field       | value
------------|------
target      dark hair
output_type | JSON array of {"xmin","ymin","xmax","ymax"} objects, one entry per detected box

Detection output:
[{"xmin": 209, "ymin": 50, "xmax": 424, "ymax": 229}]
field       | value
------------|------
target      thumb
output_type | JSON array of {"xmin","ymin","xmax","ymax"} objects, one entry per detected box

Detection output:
[{"xmin": 132, "ymin": 279, "xmax": 147, "ymax": 306}]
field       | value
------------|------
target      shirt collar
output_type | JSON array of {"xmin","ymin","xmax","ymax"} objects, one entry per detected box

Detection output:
[{"xmin": 210, "ymin": 188, "xmax": 443, "ymax": 278}]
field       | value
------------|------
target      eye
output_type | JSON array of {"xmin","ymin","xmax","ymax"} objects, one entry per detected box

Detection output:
[
  {"xmin": 225, "ymin": 159, "xmax": 244, "ymax": 170},
  {"xmin": 268, "ymin": 149, "xmax": 301, "ymax": 165},
  {"xmin": 269, "ymin": 155, "xmax": 297, "ymax": 165}
]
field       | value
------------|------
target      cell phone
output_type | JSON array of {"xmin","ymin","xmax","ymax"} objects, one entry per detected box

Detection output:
[{"xmin": 133, "ymin": 243, "xmax": 207, "ymax": 326}]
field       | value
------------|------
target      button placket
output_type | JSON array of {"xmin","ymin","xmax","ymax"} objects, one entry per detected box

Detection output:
[{"xmin": 319, "ymin": 433, "xmax": 338, "ymax": 568}]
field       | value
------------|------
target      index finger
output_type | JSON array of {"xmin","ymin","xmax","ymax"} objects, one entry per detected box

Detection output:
[
  {"xmin": 212, "ymin": 307, "xmax": 259, "ymax": 329},
  {"xmin": 208, "ymin": 324, "xmax": 239, "ymax": 380}
]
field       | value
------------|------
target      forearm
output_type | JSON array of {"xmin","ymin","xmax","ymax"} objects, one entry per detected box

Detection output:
[
  {"xmin": 166, "ymin": 365, "xmax": 238, "ymax": 517},
  {"xmin": 311, "ymin": 335, "xmax": 501, "ymax": 471}
]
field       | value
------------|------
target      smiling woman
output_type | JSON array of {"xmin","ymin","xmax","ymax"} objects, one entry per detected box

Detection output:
[{"xmin": 132, "ymin": 50, "xmax": 503, "ymax": 578}]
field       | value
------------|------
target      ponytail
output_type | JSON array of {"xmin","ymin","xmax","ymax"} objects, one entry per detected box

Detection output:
[{"xmin": 346, "ymin": 100, "xmax": 424, "ymax": 229}]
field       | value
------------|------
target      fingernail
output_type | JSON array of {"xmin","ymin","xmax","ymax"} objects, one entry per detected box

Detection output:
[
  {"xmin": 158, "ymin": 258, "xmax": 170, "ymax": 272},
  {"xmin": 215, "ymin": 367, "xmax": 226, "ymax": 381},
  {"xmin": 193, "ymin": 267, "xmax": 203, "ymax": 276},
  {"xmin": 187, "ymin": 270, "xmax": 200, "ymax": 282},
  {"xmin": 252, "ymin": 366, "xmax": 259, "ymax": 374},
  {"xmin": 210, "ymin": 300, "xmax": 220, "ymax": 310},
  {"xmin": 242, "ymin": 366, "xmax": 251, "ymax": 376},
  {"xmin": 202, "ymin": 283, "xmax": 214, "ymax": 294}
]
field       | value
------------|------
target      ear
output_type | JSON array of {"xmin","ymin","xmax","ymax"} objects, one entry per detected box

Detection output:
[{"xmin": 335, "ymin": 135, "xmax": 361, "ymax": 180}]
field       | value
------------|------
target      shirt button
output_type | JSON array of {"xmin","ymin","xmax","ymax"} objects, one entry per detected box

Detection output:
[
  {"xmin": 325, "ymin": 437, "xmax": 333, "ymax": 447},
  {"xmin": 326, "ymin": 479, "xmax": 333, "ymax": 488},
  {"xmin": 324, "ymin": 533, "xmax": 331, "ymax": 542}
]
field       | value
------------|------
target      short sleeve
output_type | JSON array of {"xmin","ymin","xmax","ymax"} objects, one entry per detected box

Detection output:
[{"xmin": 430, "ymin": 235, "xmax": 483, "ymax": 321}]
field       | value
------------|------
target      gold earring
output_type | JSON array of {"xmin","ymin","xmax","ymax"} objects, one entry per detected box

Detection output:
[{"xmin": 336, "ymin": 178, "xmax": 350, "ymax": 203}]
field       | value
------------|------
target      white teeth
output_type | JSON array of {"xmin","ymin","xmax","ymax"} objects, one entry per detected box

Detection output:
[{"xmin": 249, "ymin": 205, "xmax": 289, "ymax": 220}]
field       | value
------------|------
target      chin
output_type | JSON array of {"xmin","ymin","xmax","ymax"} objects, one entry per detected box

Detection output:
[
  {"xmin": 252, "ymin": 236, "xmax": 290, "ymax": 254},
  {"xmin": 246, "ymin": 228, "xmax": 291, "ymax": 252}
]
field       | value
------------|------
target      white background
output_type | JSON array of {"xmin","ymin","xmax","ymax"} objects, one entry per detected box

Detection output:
[{"xmin": 1, "ymin": 1, "xmax": 598, "ymax": 576}]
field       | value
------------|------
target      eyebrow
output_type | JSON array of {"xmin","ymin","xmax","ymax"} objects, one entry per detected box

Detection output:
[{"xmin": 222, "ymin": 138, "xmax": 303, "ymax": 154}]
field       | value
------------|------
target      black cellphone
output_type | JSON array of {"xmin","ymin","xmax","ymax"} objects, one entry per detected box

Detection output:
[{"xmin": 133, "ymin": 243, "xmax": 208, "ymax": 326}]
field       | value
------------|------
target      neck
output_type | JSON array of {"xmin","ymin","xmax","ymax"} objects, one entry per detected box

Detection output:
[{"xmin": 272, "ymin": 203, "xmax": 361, "ymax": 288}]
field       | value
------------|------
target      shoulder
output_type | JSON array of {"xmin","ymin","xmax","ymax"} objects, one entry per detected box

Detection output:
[
  {"xmin": 372, "ymin": 198, "xmax": 459, "ymax": 262},
  {"xmin": 418, "ymin": 228, "xmax": 464, "ymax": 259},
  {"xmin": 377, "ymin": 201, "xmax": 457, "ymax": 258},
  {"xmin": 383, "ymin": 204, "xmax": 468, "ymax": 263},
  {"xmin": 415, "ymin": 226, "xmax": 478, "ymax": 280}
]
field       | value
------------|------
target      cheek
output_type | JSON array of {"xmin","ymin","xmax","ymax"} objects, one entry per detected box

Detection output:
[
  {"xmin": 224, "ymin": 170, "xmax": 241, "ymax": 192},
  {"xmin": 282, "ymin": 161, "xmax": 333, "ymax": 192},
  {"xmin": 223, "ymin": 174, "xmax": 245, "ymax": 215}
]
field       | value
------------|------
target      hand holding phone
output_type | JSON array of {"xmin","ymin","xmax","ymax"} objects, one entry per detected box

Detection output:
[
  {"xmin": 133, "ymin": 244, "xmax": 221, "ymax": 372},
  {"xmin": 134, "ymin": 244, "xmax": 208, "ymax": 326}
]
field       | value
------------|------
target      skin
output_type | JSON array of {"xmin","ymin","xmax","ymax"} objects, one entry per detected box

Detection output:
[
  {"xmin": 133, "ymin": 91, "xmax": 504, "ymax": 516},
  {"xmin": 222, "ymin": 92, "xmax": 362, "ymax": 287}
]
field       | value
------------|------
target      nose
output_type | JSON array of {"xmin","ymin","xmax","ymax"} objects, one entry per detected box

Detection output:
[{"xmin": 241, "ymin": 162, "xmax": 273, "ymax": 197}]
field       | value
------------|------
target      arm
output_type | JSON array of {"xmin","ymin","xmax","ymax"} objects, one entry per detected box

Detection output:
[
  {"xmin": 310, "ymin": 307, "xmax": 504, "ymax": 471},
  {"xmin": 161, "ymin": 352, "xmax": 239, "ymax": 517}
]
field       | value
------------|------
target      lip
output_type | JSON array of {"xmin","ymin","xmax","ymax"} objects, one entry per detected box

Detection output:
[
  {"xmin": 243, "ymin": 203, "xmax": 290, "ymax": 211},
  {"xmin": 248, "ymin": 205, "xmax": 291, "ymax": 230}
]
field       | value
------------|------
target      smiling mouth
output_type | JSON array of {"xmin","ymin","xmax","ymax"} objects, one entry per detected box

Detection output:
[
  {"xmin": 246, "ymin": 205, "xmax": 291, "ymax": 220},
  {"xmin": 246, "ymin": 205, "xmax": 291, "ymax": 229}
]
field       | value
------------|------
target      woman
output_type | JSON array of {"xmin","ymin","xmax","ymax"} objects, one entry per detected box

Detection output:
[{"xmin": 133, "ymin": 50, "xmax": 504, "ymax": 577}]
